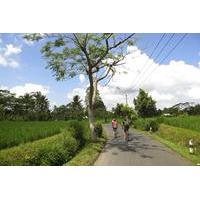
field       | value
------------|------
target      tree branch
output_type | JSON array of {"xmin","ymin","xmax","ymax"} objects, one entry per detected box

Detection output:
[
  {"xmin": 73, "ymin": 33, "xmax": 92, "ymax": 68},
  {"xmin": 109, "ymin": 33, "xmax": 135, "ymax": 50}
]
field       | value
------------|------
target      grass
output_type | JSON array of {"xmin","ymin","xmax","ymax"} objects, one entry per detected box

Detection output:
[
  {"xmin": 65, "ymin": 138, "xmax": 106, "ymax": 166},
  {"xmin": 162, "ymin": 115, "xmax": 200, "ymax": 132},
  {"xmin": 65, "ymin": 131, "xmax": 107, "ymax": 166},
  {"xmin": 0, "ymin": 129, "xmax": 79, "ymax": 166},
  {"xmin": 0, "ymin": 121, "xmax": 70, "ymax": 150},
  {"xmin": 134, "ymin": 124, "xmax": 200, "ymax": 165}
]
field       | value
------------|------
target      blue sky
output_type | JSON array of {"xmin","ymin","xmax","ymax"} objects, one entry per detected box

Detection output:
[{"xmin": 0, "ymin": 33, "xmax": 200, "ymax": 109}]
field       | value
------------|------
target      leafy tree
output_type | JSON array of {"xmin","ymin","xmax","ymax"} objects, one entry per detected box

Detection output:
[
  {"xmin": 24, "ymin": 33, "xmax": 135, "ymax": 140},
  {"xmin": 67, "ymin": 95, "xmax": 85, "ymax": 120},
  {"xmin": 0, "ymin": 89, "xmax": 17, "ymax": 120},
  {"xmin": 32, "ymin": 92, "xmax": 50, "ymax": 120},
  {"xmin": 0, "ymin": 90, "xmax": 50, "ymax": 121},
  {"xmin": 112, "ymin": 103, "xmax": 137, "ymax": 121},
  {"xmin": 134, "ymin": 89, "xmax": 157, "ymax": 118},
  {"xmin": 51, "ymin": 105, "xmax": 68, "ymax": 120},
  {"xmin": 186, "ymin": 104, "xmax": 200, "ymax": 115}
]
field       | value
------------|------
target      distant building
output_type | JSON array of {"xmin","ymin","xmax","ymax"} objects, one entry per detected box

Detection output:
[{"xmin": 163, "ymin": 113, "xmax": 171, "ymax": 116}]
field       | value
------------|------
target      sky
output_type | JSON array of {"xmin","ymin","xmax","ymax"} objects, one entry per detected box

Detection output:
[{"xmin": 0, "ymin": 33, "xmax": 200, "ymax": 110}]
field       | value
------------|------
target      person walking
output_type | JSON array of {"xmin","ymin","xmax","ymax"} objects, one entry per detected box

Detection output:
[
  {"xmin": 122, "ymin": 116, "xmax": 130, "ymax": 145},
  {"xmin": 111, "ymin": 119, "xmax": 118, "ymax": 138}
]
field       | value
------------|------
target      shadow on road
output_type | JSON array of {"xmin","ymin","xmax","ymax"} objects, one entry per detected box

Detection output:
[{"xmin": 103, "ymin": 132, "xmax": 167, "ymax": 159}]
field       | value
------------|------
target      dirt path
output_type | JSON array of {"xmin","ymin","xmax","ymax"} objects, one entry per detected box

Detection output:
[{"xmin": 95, "ymin": 124, "xmax": 192, "ymax": 166}]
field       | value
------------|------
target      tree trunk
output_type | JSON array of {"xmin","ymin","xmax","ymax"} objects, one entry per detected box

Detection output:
[
  {"xmin": 88, "ymin": 106, "xmax": 96, "ymax": 141},
  {"xmin": 88, "ymin": 76, "xmax": 98, "ymax": 141}
]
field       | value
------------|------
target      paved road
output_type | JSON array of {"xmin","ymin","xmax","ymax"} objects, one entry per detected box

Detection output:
[{"xmin": 95, "ymin": 124, "xmax": 192, "ymax": 166}]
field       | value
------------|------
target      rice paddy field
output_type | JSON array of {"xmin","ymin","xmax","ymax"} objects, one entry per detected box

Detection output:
[
  {"xmin": 0, "ymin": 121, "xmax": 69, "ymax": 150},
  {"xmin": 163, "ymin": 115, "xmax": 200, "ymax": 132}
]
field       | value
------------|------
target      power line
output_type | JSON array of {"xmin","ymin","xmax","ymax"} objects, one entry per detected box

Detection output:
[
  {"xmin": 131, "ymin": 33, "xmax": 166, "ymax": 89},
  {"xmin": 137, "ymin": 33, "xmax": 188, "ymax": 87},
  {"xmin": 134, "ymin": 33, "xmax": 175, "ymax": 90},
  {"xmin": 158, "ymin": 33, "xmax": 188, "ymax": 64}
]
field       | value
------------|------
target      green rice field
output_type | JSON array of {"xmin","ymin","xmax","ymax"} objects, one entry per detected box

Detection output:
[{"xmin": 0, "ymin": 121, "xmax": 69, "ymax": 150}]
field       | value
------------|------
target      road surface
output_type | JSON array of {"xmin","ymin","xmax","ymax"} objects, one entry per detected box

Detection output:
[{"xmin": 95, "ymin": 124, "xmax": 192, "ymax": 166}]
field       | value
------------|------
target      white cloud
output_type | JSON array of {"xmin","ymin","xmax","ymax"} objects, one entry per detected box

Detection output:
[
  {"xmin": 10, "ymin": 83, "xmax": 50, "ymax": 97},
  {"xmin": 198, "ymin": 61, "xmax": 200, "ymax": 67},
  {"xmin": 0, "ymin": 43, "xmax": 21, "ymax": 69},
  {"xmin": 0, "ymin": 55, "xmax": 7, "ymax": 66},
  {"xmin": 23, "ymin": 39, "xmax": 34, "ymax": 46},
  {"xmin": 49, "ymin": 100, "xmax": 57, "ymax": 110},
  {"xmin": 4, "ymin": 44, "xmax": 22, "ymax": 56},
  {"xmin": 8, "ymin": 60, "xmax": 19, "ymax": 68},
  {"xmin": 79, "ymin": 74, "xmax": 85, "ymax": 83},
  {"xmin": 67, "ymin": 88, "xmax": 86, "ymax": 102},
  {"xmin": 0, "ymin": 85, "xmax": 8, "ymax": 90},
  {"xmin": 67, "ymin": 46, "xmax": 200, "ymax": 110}
]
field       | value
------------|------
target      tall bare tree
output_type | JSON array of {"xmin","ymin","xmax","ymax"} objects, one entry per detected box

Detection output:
[{"xmin": 24, "ymin": 33, "xmax": 135, "ymax": 140}]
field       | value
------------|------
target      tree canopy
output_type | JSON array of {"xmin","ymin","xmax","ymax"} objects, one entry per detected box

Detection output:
[{"xmin": 134, "ymin": 89, "xmax": 157, "ymax": 118}]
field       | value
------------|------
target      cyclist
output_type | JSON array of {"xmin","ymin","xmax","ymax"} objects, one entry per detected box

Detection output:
[
  {"xmin": 122, "ymin": 116, "xmax": 130, "ymax": 145},
  {"xmin": 111, "ymin": 119, "xmax": 118, "ymax": 138}
]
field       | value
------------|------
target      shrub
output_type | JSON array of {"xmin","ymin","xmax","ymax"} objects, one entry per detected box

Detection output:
[
  {"xmin": 145, "ymin": 120, "xmax": 159, "ymax": 132},
  {"xmin": 94, "ymin": 122, "xmax": 103, "ymax": 138},
  {"xmin": 134, "ymin": 118, "xmax": 159, "ymax": 132},
  {"xmin": 67, "ymin": 120, "xmax": 89, "ymax": 147},
  {"xmin": 0, "ymin": 130, "xmax": 79, "ymax": 166}
]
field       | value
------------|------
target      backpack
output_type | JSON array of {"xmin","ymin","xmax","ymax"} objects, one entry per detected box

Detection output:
[{"xmin": 123, "ymin": 120, "xmax": 130, "ymax": 128}]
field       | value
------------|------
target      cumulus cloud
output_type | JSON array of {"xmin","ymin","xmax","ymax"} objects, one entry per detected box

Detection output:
[
  {"xmin": 79, "ymin": 74, "xmax": 85, "ymax": 83},
  {"xmin": 0, "ymin": 43, "xmax": 21, "ymax": 69},
  {"xmin": 67, "ymin": 88, "xmax": 86, "ymax": 102},
  {"xmin": 0, "ymin": 85, "xmax": 8, "ymax": 90},
  {"xmin": 4, "ymin": 44, "xmax": 22, "ymax": 56},
  {"xmin": 67, "ymin": 46, "xmax": 200, "ymax": 110},
  {"xmin": 10, "ymin": 83, "xmax": 50, "ymax": 97}
]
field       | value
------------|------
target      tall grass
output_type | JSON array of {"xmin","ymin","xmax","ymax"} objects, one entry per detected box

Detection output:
[
  {"xmin": 163, "ymin": 115, "xmax": 200, "ymax": 132},
  {"xmin": 0, "ymin": 121, "xmax": 69, "ymax": 150},
  {"xmin": 0, "ymin": 120, "xmax": 91, "ymax": 166}
]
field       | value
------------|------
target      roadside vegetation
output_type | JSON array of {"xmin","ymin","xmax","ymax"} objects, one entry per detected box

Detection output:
[
  {"xmin": 0, "ymin": 121, "xmax": 69, "ymax": 150},
  {"xmin": 162, "ymin": 115, "xmax": 200, "ymax": 132},
  {"xmin": 136, "ymin": 124, "xmax": 200, "ymax": 165}
]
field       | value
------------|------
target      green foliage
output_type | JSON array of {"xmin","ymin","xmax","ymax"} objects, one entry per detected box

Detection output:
[
  {"xmin": 67, "ymin": 120, "xmax": 90, "ymax": 147},
  {"xmin": 24, "ymin": 33, "xmax": 135, "ymax": 81},
  {"xmin": 0, "ymin": 90, "xmax": 50, "ymax": 121},
  {"xmin": 134, "ymin": 89, "xmax": 157, "ymax": 118},
  {"xmin": 0, "ymin": 131, "xmax": 79, "ymax": 166},
  {"xmin": 134, "ymin": 118, "xmax": 159, "ymax": 132},
  {"xmin": 157, "ymin": 124, "xmax": 200, "ymax": 155},
  {"xmin": 187, "ymin": 104, "xmax": 200, "ymax": 115},
  {"xmin": 94, "ymin": 122, "xmax": 103, "ymax": 138},
  {"xmin": 112, "ymin": 103, "xmax": 137, "ymax": 121},
  {"xmin": 146, "ymin": 120, "xmax": 159, "ymax": 132},
  {"xmin": 162, "ymin": 115, "xmax": 200, "ymax": 132},
  {"xmin": 0, "ymin": 121, "xmax": 69, "ymax": 150},
  {"xmin": 65, "ymin": 137, "xmax": 106, "ymax": 166},
  {"xmin": 51, "ymin": 95, "xmax": 85, "ymax": 121}
]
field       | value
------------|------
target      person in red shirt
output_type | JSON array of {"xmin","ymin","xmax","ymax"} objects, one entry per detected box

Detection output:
[{"xmin": 111, "ymin": 119, "xmax": 118, "ymax": 138}]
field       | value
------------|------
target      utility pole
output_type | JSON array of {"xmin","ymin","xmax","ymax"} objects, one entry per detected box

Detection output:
[{"xmin": 125, "ymin": 93, "xmax": 128, "ymax": 105}]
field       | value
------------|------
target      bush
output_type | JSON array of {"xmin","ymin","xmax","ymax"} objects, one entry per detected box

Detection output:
[
  {"xmin": 67, "ymin": 120, "xmax": 90, "ymax": 147},
  {"xmin": 134, "ymin": 118, "xmax": 159, "ymax": 132},
  {"xmin": 0, "ymin": 131, "xmax": 79, "ymax": 166},
  {"xmin": 94, "ymin": 122, "xmax": 103, "ymax": 138},
  {"xmin": 145, "ymin": 120, "xmax": 159, "ymax": 132}
]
